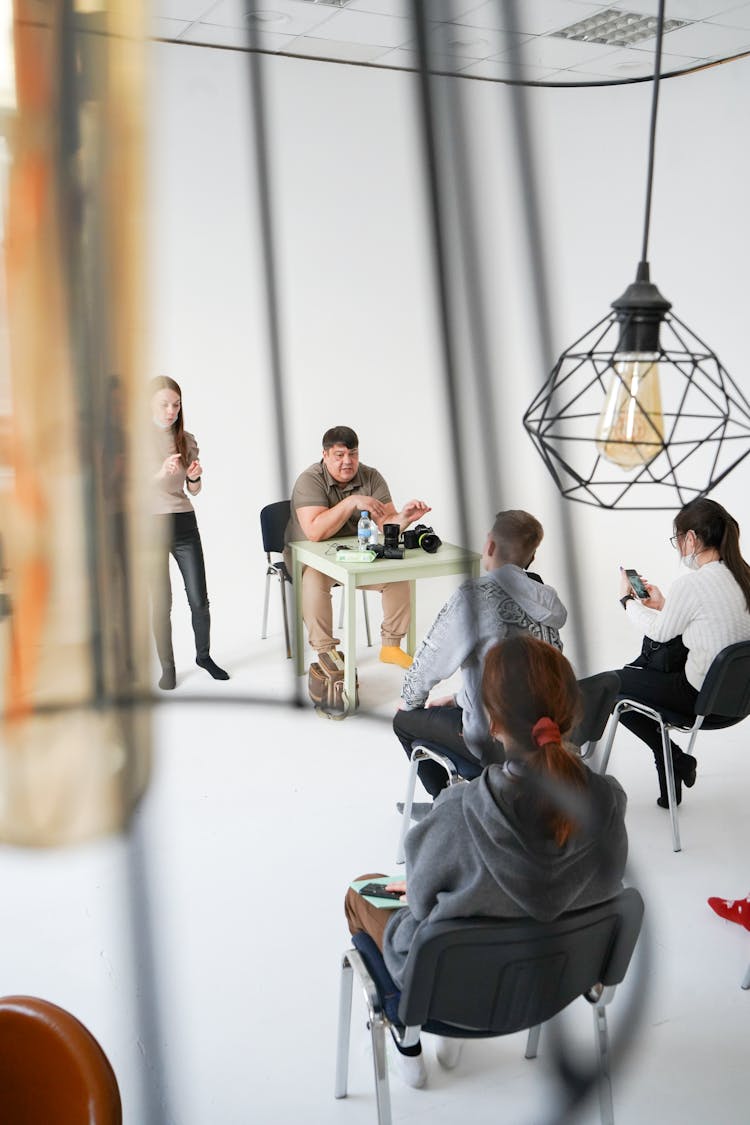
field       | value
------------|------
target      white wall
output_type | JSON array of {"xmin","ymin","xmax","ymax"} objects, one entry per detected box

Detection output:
[{"xmin": 148, "ymin": 42, "xmax": 750, "ymax": 676}]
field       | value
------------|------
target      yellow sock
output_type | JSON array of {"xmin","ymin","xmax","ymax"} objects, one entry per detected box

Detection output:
[{"xmin": 380, "ymin": 645, "xmax": 413, "ymax": 669}]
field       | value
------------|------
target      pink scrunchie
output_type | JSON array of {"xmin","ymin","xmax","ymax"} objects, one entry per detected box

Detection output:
[{"xmin": 531, "ymin": 717, "xmax": 561, "ymax": 747}]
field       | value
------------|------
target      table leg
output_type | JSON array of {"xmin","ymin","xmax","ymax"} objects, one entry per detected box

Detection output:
[
  {"xmin": 292, "ymin": 552, "xmax": 305, "ymax": 676},
  {"xmin": 343, "ymin": 578, "xmax": 357, "ymax": 714},
  {"xmin": 407, "ymin": 580, "xmax": 416, "ymax": 655}
]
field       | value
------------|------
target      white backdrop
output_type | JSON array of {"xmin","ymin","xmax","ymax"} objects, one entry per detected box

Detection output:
[{"xmin": 147, "ymin": 41, "xmax": 750, "ymax": 676}]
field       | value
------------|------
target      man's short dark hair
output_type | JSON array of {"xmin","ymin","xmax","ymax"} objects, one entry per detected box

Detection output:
[
  {"xmin": 322, "ymin": 426, "xmax": 359, "ymax": 450},
  {"xmin": 491, "ymin": 510, "xmax": 544, "ymax": 565}
]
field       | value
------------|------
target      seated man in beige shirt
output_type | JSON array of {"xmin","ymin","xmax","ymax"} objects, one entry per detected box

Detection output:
[{"xmin": 285, "ymin": 425, "xmax": 430, "ymax": 669}]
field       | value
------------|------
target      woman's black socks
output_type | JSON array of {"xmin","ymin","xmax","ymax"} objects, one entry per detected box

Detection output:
[{"xmin": 196, "ymin": 656, "xmax": 230, "ymax": 680}]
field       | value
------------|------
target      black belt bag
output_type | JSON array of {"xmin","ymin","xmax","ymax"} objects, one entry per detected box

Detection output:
[{"xmin": 631, "ymin": 634, "xmax": 688, "ymax": 674}]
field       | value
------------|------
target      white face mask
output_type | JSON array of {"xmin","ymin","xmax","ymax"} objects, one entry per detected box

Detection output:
[{"xmin": 681, "ymin": 550, "xmax": 700, "ymax": 571}]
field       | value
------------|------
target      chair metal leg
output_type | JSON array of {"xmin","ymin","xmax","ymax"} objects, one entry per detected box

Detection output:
[
  {"xmin": 597, "ymin": 709, "xmax": 621, "ymax": 775},
  {"xmin": 660, "ymin": 721, "xmax": 682, "ymax": 852},
  {"xmin": 280, "ymin": 575, "xmax": 291, "ymax": 660},
  {"xmin": 362, "ymin": 590, "xmax": 372, "ymax": 647},
  {"xmin": 369, "ymin": 1015, "xmax": 392, "ymax": 1125},
  {"xmin": 525, "ymin": 1024, "xmax": 541, "ymax": 1059},
  {"xmin": 742, "ymin": 962, "xmax": 750, "ymax": 990},
  {"xmin": 396, "ymin": 755, "xmax": 421, "ymax": 865},
  {"xmin": 335, "ymin": 955, "xmax": 354, "ymax": 1099},
  {"xmin": 261, "ymin": 572, "xmax": 272, "ymax": 640},
  {"xmin": 592, "ymin": 1003, "xmax": 614, "ymax": 1125}
]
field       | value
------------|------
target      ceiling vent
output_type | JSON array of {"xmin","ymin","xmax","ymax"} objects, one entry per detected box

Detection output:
[{"xmin": 552, "ymin": 8, "xmax": 687, "ymax": 48}]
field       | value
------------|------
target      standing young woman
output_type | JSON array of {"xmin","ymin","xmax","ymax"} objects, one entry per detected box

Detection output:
[
  {"xmin": 614, "ymin": 497, "xmax": 750, "ymax": 806},
  {"xmin": 150, "ymin": 376, "xmax": 229, "ymax": 689},
  {"xmin": 344, "ymin": 635, "xmax": 627, "ymax": 1087}
]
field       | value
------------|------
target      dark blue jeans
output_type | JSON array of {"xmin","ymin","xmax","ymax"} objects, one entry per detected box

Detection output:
[
  {"xmin": 393, "ymin": 705, "xmax": 496, "ymax": 798},
  {"xmin": 151, "ymin": 511, "xmax": 211, "ymax": 668}
]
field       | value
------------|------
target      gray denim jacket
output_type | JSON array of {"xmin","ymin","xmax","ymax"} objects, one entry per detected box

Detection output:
[{"xmin": 400, "ymin": 565, "xmax": 567, "ymax": 758}]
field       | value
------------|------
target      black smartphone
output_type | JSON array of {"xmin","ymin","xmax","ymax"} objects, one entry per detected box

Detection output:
[
  {"xmin": 358, "ymin": 882, "xmax": 403, "ymax": 901},
  {"xmin": 625, "ymin": 569, "xmax": 649, "ymax": 599}
]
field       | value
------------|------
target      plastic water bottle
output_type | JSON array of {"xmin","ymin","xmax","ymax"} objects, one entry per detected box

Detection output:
[
  {"xmin": 357, "ymin": 511, "xmax": 371, "ymax": 551},
  {"xmin": 369, "ymin": 516, "xmax": 379, "ymax": 546}
]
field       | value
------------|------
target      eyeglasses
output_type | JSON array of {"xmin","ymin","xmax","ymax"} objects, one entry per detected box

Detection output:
[{"xmin": 669, "ymin": 533, "xmax": 682, "ymax": 549}]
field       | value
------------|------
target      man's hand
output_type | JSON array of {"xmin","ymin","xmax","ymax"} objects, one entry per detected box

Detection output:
[
  {"xmin": 398, "ymin": 499, "xmax": 431, "ymax": 528},
  {"xmin": 350, "ymin": 495, "xmax": 387, "ymax": 522},
  {"xmin": 385, "ymin": 880, "xmax": 407, "ymax": 902}
]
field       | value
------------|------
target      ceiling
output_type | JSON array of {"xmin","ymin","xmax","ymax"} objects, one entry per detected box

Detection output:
[{"xmin": 151, "ymin": 0, "xmax": 750, "ymax": 84}]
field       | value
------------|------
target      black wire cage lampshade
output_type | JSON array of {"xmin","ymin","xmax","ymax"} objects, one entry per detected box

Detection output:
[
  {"xmin": 523, "ymin": 262, "xmax": 750, "ymax": 510},
  {"xmin": 523, "ymin": 2, "xmax": 750, "ymax": 511}
]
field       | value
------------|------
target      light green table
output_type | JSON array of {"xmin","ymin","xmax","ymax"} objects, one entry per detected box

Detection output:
[{"xmin": 289, "ymin": 537, "xmax": 481, "ymax": 714}]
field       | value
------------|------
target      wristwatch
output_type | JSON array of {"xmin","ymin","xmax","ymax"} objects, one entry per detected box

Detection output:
[{"xmin": 620, "ymin": 593, "xmax": 634, "ymax": 610}]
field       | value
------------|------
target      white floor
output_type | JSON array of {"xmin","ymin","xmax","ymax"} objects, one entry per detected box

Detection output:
[{"xmin": 1, "ymin": 578, "xmax": 750, "ymax": 1125}]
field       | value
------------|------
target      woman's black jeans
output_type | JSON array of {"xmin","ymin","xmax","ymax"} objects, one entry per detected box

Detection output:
[{"xmin": 151, "ymin": 511, "xmax": 211, "ymax": 669}]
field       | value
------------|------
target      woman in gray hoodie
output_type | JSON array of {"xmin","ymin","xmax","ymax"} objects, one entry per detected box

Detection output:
[{"xmin": 345, "ymin": 634, "xmax": 627, "ymax": 1085}]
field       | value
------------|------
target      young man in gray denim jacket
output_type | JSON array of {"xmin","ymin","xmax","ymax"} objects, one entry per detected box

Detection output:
[{"xmin": 393, "ymin": 510, "xmax": 567, "ymax": 799}]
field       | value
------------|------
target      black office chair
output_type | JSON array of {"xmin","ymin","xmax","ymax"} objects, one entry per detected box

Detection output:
[
  {"xmin": 395, "ymin": 672, "xmax": 621, "ymax": 864},
  {"xmin": 598, "ymin": 640, "xmax": 750, "ymax": 852},
  {"xmin": 260, "ymin": 501, "xmax": 372, "ymax": 659},
  {"xmin": 335, "ymin": 888, "xmax": 644, "ymax": 1125},
  {"xmin": 260, "ymin": 501, "xmax": 293, "ymax": 659}
]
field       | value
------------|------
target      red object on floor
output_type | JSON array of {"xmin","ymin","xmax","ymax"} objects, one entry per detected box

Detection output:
[{"xmin": 707, "ymin": 896, "xmax": 750, "ymax": 931}]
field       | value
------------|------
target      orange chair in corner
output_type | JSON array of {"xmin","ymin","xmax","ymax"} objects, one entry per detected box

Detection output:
[{"xmin": 0, "ymin": 995, "xmax": 122, "ymax": 1125}]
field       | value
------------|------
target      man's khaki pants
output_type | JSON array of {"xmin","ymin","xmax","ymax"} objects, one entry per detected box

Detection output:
[{"xmin": 302, "ymin": 566, "xmax": 410, "ymax": 652}]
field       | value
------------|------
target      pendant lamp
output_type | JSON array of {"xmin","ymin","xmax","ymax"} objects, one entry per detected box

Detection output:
[{"xmin": 523, "ymin": 0, "xmax": 750, "ymax": 510}]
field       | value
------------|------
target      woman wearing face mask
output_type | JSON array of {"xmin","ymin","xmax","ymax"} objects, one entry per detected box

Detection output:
[
  {"xmin": 150, "ymin": 375, "xmax": 229, "ymax": 689},
  {"xmin": 614, "ymin": 497, "xmax": 750, "ymax": 807}
]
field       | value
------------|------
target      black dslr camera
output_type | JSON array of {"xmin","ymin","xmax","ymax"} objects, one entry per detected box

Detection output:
[{"xmin": 406, "ymin": 524, "xmax": 442, "ymax": 554}]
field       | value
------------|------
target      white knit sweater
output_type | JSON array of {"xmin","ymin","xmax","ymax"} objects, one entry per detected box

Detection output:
[{"xmin": 625, "ymin": 561, "xmax": 750, "ymax": 689}]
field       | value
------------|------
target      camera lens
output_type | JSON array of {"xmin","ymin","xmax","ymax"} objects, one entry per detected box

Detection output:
[{"xmin": 417, "ymin": 530, "xmax": 441, "ymax": 554}]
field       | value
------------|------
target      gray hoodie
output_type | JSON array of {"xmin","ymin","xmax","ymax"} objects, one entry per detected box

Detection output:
[
  {"xmin": 383, "ymin": 763, "xmax": 628, "ymax": 986},
  {"xmin": 400, "ymin": 565, "xmax": 568, "ymax": 758}
]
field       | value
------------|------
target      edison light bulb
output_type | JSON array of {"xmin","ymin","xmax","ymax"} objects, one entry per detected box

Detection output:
[{"xmin": 595, "ymin": 353, "xmax": 664, "ymax": 469}]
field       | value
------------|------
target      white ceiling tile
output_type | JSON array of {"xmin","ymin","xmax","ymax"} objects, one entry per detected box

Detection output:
[
  {"xmin": 460, "ymin": 58, "xmax": 559, "ymax": 81},
  {"xmin": 569, "ymin": 46, "xmax": 700, "ymax": 75},
  {"xmin": 411, "ymin": 23, "xmax": 531, "ymax": 61},
  {"xmin": 600, "ymin": 0, "xmax": 737, "ymax": 14},
  {"xmin": 151, "ymin": 17, "xmax": 195, "ymax": 38},
  {"xmin": 493, "ymin": 35, "xmax": 617, "ymax": 69},
  {"xmin": 205, "ymin": 0, "xmax": 339, "ymax": 36},
  {"xmin": 375, "ymin": 47, "xmax": 476, "ymax": 72},
  {"xmin": 179, "ymin": 22, "xmax": 299, "ymax": 49},
  {"xmin": 346, "ymin": 0, "xmax": 485, "ymax": 15},
  {"xmin": 302, "ymin": 8, "xmax": 413, "ymax": 48},
  {"xmin": 712, "ymin": 3, "xmax": 750, "ymax": 28},
  {"xmin": 654, "ymin": 19, "xmax": 750, "ymax": 53},
  {"xmin": 282, "ymin": 35, "xmax": 391, "ymax": 61},
  {"xmin": 151, "ymin": 0, "xmax": 218, "ymax": 18},
  {"xmin": 455, "ymin": 0, "xmax": 604, "ymax": 36}
]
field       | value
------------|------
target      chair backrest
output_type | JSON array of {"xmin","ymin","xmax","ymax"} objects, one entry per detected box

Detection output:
[
  {"xmin": 695, "ymin": 640, "xmax": 750, "ymax": 719},
  {"xmin": 571, "ymin": 672, "xmax": 621, "ymax": 749},
  {"xmin": 260, "ymin": 500, "xmax": 291, "ymax": 556},
  {"xmin": 0, "ymin": 996, "xmax": 122, "ymax": 1124},
  {"xmin": 397, "ymin": 888, "xmax": 644, "ymax": 1035}
]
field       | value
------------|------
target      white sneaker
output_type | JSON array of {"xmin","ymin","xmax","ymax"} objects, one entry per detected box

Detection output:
[
  {"xmin": 435, "ymin": 1036, "xmax": 463, "ymax": 1069},
  {"xmin": 390, "ymin": 1043, "xmax": 427, "ymax": 1088}
]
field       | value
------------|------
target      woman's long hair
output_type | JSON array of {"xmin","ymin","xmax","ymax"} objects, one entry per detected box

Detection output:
[
  {"xmin": 150, "ymin": 375, "xmax": 189, "ymax": 468},
  {"xmin": 674, "ymin": 498, "xmax": 750, "ymax": 612},
  {"xmin": 482, "ymin": 635, "xmax": 585, "ymax": 847}
]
